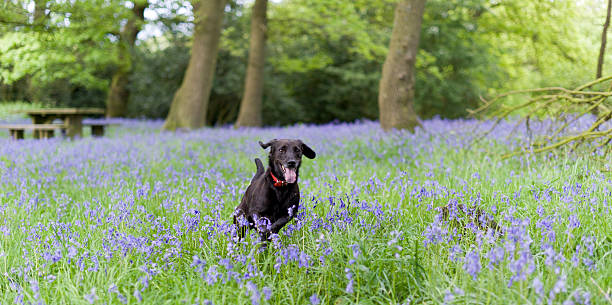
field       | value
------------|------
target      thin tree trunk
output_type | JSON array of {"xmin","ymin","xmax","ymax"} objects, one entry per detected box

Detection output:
[
  {"xmin": 26, "ymin": 0, "xmax": 47, "ymax": 103},
  {"xmin": 106, "ymin": 1, "xmax": 147, "ymax": 117},
  {"xmin": 235, "ymin": 0, "xmax": 268, "ymax": 127},
  {"xmin": 378, "ymin": 0, "xmax": 426, "ymax": 132},
  {"xmin": 163, "ymin": 0, "xmax": 227, "ymax": 130},
  {"xmin": 597, "ymin": 0, "xmax": 611, "ymax": 79}
]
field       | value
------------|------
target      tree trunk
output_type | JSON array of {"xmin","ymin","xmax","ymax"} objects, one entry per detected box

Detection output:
[
  {"xmin": 235, "ymin": 0, "xmax": 268, "ymax": 128},
  {"xmin": 378, "ymin": 0, "xmax": 426, "ymax": 132},
  {"xmin": 26, "ymin": 0, "xmax": 47, "ymax": 103},
  {"xmin": 163, "ymin": 0, "xmax": 227, "ymax": 130},
  {"xmin": 34, "ymin": 0, "xmax": 46, "ymax": 24},
  {"xmin": 106, "ymin": 1, "xmax": 147, "ymax": 117},
  {"xmin": 597, "ymin": 0, "xmax": 611, "ymax": 79}
]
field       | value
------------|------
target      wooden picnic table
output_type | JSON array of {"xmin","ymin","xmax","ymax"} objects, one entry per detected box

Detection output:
[{"xmin": 25, "ymin": 108, "xmax": 105, "ymax": 139}]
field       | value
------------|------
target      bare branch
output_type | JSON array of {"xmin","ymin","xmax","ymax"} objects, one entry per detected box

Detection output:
[{"xmin": 472, "ymin": 77, "xmax": 612, "ymax": 160}]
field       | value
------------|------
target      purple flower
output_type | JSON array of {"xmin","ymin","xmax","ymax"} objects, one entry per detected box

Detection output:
[
  {"xmin": 449, "ymin": 245, "xmax": 462, "ymax": 262},
  {"xmin": 443, "ymin": 289, "xmax": 454, "ymax": 305},
  {"xmin": 118, "ymin": 293, "xmax": 127, "ymax": 304},
  {"xmin": 109, "ymin": 284, "xmax": 127, "ymax": 304},
  {"xmin": 274, "ymin": 257, "xmax": 282, "ymax": 273},
  {"xmin": 84, "ymin": 288, "xmax": 97, "ymax": 304},
  {"xmin": 345, "ymin": 268, "xmax": 354, "ymax": 294},
  {"xmin": 488, "ymin": 246, "xmax": 505, "ymax": 269},
  {"xmin": 387, "ymin": 230, "xmax": 402, "ymax": 246},
  {"xmin": 28, "ymin": 280, "xmax": 39, "ymax": 300},
  {"xmin": 573, "ymin": 290, "xmax": 591, "ymax": 305},
  {"xmin": 269, "ymin": 233, "xmax": 282, "ymax": 249},
  {"xmin": 507, "ymin": 249, "xmax": 535, "ymax": 286},
  {"xmin": 192, "ymin": 255, "xmax": 206, "ymax": 273},
  {"xmin": 134, "ymin": 287, "xmax": 143, "ymax": 302},
  {"xmin": 582, "ymin": 257, "xmax": 595, "ymax": 270},
  {"xmin": 299, "ymin": 252, "xmax": 311, "ymax": 268},
  {"xmin": 572, "ymin": 245, "xmax": 581, "ymax": 268},
  {"xmin": 349, "ymin": 244, "xmax": 361, "ymax": 259},
  {"xmin": 582, "ymin": 236, "xmax": 595, "ymax": 256},
  {"xmin": 245, "ymin": 281, "xmax": 260, "ymax": 305},
  {"xmin": 281, "ymin": 245, "xmax": 300, "ymax": 263},
  {"xmin": 549, "ymin": 274, "xmax": 567, "ymax": 303},
  {"xmin": 542, "ymin": 243, "xmax": 564, "ymax": 268},
  {"xmin": 309, "ymin": 293, "xmax": 320, "ymax": 305},
  {"xmin": 139, "ymin": 275, "xmax": 150, "ymax": 289},
  {"xmin": 532, "ymin": 277, "xmax": 544, "ymax": 302},
  {"xmin": 262, "ymin": 287, "xmax": 272, "ymax": 301},
  {"xmin": 67, "ymin": 246, "xmax": 78, "ymax": 259},
  {"xmin": 568, "ymin": 214, "xmax": 580, "ymax": 230},
  {"xmin": 423, "ymin": 218, "xmax": 448, "ymax": 247},
  {"xmin": 108, "ymin": 284, "xmax": 118, "ymax": 294},
  {"xmin": 206, "ymin": 265, "xmax": 220, "ymax": 285},
  {"xmin": 463, "ymin": 250, "xmax": 481, "ymax": 280}
]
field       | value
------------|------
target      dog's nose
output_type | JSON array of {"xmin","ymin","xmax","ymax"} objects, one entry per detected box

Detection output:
[{"xmin": 287, "ymin": 160, "xmax": 297, "ymax": 168}]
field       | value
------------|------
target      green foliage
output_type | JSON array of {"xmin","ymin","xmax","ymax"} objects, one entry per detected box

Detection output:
[
  {"xmin": 263, "ymin": 0, "xmax": 390, "ymax": 123},
  {"xmin": 0, "ymin": 100, "xmax": 43, "ymax": 120},
  {"xmin": 0, "ymin": 0, "xmax": 131, "ymax": 108},
  {"xmin": 274, "ymin": 48, "xmax": 381, "ymax": 124},
  {"xmin": 264, "ymin": 0, "xmax": 504, "ymax": 121},
  {"xmin": 479, "ymin": 0, "xmax": 609, "ymax": 98},
  {"xmin": 1, "ymin": 0, "xmax": 610, "ymax": 124},
  {"xmin": 416, "ymin": 0, "xmax": 502, "ymax": 119},
  {"xmin": 0, "ymin": 1, "xmax": 125, "ymax": 90},
  {"xmin": 127, "ymin": 36, "xmax": 191, "ymax": 118}
]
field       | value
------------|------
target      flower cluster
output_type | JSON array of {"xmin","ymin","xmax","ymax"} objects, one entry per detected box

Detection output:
[{"xmin": 0, "ymin": 117, "xmax": 608, "ymax": 304}]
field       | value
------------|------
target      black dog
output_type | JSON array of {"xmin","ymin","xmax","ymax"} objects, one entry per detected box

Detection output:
[{"xmin": 234, "ymin": 139, "xmax": 316, "ymax": 240}]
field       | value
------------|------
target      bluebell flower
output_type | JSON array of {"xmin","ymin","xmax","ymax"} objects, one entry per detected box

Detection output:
[
  {"xmin": 84, "ymin": 288, "xmax": 97, "ymax": 304},
  {"xmin": 463, "ymin": 250, "xmax": 481, "ymax": 280},
  {"xmin": 309, "ymin": 294, "xmax": 320, "ymax": 305}
]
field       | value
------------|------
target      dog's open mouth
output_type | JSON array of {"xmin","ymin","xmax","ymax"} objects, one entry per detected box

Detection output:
[{"xmin": 281, "ymin": 165, "xmax": 297, "ymax": 183}]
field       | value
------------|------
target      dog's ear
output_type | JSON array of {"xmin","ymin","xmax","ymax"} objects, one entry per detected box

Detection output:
[
  {"xmin": 300, "ymin": 141, "xmax": 316, "ymax": 159},
  {"xmin": 259, "ymin": 139, "xmax": 276, "ymax": 150}
]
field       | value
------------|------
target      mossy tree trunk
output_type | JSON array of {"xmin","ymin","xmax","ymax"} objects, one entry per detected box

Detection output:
[
  {"xmin": 106, "ymin": 1, "xmax": 147, "ymax": 118},
  {"xmin": 163, "ymin": 0, "xmax": 227, "ymax": 130},
  {"xmin": 378, "ymin": 0, "xmax": 426, "ymax": 132},
  {"xmin": 235, "ymin": 0, "xmax": 268, "ymax": 128}
]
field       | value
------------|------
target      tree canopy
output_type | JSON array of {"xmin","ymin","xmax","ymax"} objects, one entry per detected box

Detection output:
[{"xmin": 0, "ymin": 0, "xmax": 610, "ymax": 125}]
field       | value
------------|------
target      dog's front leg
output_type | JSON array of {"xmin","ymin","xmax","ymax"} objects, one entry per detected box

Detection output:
[
  {"xmin": 269, "ymin": 204, "xmax": 299, "ymax": 233},
  {"xmin": 269, "ymin": 216, "xmax": 292, "ymax": 233}
]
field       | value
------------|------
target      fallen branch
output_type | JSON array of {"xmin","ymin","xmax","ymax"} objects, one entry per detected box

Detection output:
[{"xmin": 470, "ymin": 76, "xmax": 612, "ymax": 159}]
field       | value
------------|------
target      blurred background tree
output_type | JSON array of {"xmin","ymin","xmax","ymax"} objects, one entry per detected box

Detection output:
[
  {"xmin": 1, "ymin": 0, "xmax": 610, "ymax": 126},
  {"xmin": 378, "ymin": 0, "xmax": 425, "ymax": 132},
  {"xmin": 163, "ymin": 0, "xmax": 227, "ymax": 130},
  {"xmin": 234, "ymin": 0, "xmax": 268, "ymax": 127},
  {"xmin": 106, "ymin": 0, "xmax": 148, "ymax": 118}
]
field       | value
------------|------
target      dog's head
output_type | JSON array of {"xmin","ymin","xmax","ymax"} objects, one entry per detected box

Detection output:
[{"xmin": 259, "ymin": 139, "xmax": 316, "ymax": 184}]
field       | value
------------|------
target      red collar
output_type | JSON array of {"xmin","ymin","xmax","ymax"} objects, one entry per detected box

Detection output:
[{"xmin": 270, "ymin": 171, "xmax": 287, "ymax": 187}]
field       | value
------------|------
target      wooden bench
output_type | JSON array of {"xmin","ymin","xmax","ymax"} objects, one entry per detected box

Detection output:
[
  {"xmin": 25, "ymin": 108, "xmax": 105, "ymax": 139},
  {"xmin": 83, "ymin": 122, "xmax": 112, "ymax": 137},
  {"xmin": 0, "ymin": 124, "xmax": 65, "ymax": 140}
]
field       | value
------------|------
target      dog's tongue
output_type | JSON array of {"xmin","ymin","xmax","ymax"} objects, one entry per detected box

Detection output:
[{"xmin": 284, "ymin": 167, "xmax": 297, "ymax": 183}]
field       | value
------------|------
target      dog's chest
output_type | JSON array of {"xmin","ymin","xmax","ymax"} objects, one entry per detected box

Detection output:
[{"xmin": 264, "ymin": 190, "xmax": 298, "ymax": 216}]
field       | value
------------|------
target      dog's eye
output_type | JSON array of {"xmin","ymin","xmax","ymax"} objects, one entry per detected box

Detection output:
[{"xmin": 279, "ymin": 148, "xmax": 285, "ymax": 153}]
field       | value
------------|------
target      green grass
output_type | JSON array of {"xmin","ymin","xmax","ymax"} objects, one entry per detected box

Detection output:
[{"xmin": 0, "ymin": 121, "xmax": 610, "ymax": 304}]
